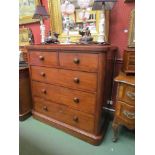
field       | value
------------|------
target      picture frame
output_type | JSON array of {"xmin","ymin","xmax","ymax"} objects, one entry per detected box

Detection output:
[
  {"xmin": 128, "ymin": 9, "xmax": 135, "ymax": 48},
  {"xmin": 19, "ymin": 28, "xmax": 34, "ymax": 46},
  {"xmin": 48, "ymin": 0, "xmax": 109, "ymax": 43},
  {"xmin": 19, "ymin": 0, "xmax": 40, "ymax": 25}
]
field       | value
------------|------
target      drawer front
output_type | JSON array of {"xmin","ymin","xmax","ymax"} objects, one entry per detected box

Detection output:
[
  {"xmin": 33, "ymin": 97, "xmax": 94, "ymax": 133},
  {"xmin": 29, "ymin": 51, "xmax": 58, "ymax": 67},
  {"xmin": 31, "ymin": 66, "xmax": 97, "ymax": 92},
  {"xmin": 123, "ymin": 51, "xmax": 135, "ymax": 73},
  {"xmin": 32, "ymin": 81, "xmax": 96, "ymax": 114},
  {"xmin": 118, "ymin": 83, "xmax": 135, "ymax": 105},
  {"xmin": 59, "ymin": 52, "xmax": 98, "ymax": 72},
  {"xmin": 116, "ymin": 101, "xmax": 135, "ymax": 124}
]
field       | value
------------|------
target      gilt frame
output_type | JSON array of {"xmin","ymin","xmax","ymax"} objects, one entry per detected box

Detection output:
[
  {"xmin": 48, "ymin": 0, "xmax": 109, "ymax": 43},
  {"xmin": 128, "ymin": 9, "xmax": 135, "ymax": 47},
  {"xmin": 19, "ymin": 0, "xmax": 41, "ymax": 25},
  {"xmin": 19, "ymin": 28, "xmax": 34, "ymax": 46}
]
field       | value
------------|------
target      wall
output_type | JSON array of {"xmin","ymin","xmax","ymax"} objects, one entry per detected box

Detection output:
[{"xmin": 110, "ymin": 0, "xmax": 135, "ymax": 58}]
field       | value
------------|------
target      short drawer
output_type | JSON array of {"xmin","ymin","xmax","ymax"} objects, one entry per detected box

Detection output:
[
  {"xmin": 29, "ymin": 51, "xmax": 58, "ymax": 67},
  {"xmin": 116, "ymin": 101, "xmax": 135, "ymax": 125},
  {"xmin": 33, "ymin": 97, "xmax": 95, "ymax": 133},
  {"xmin": 32, "ymin": 81, "xmax": 96, "ymax": 114},
  {"xmin": 31, "ymin": 66, "xmax": 97, "ymax": 92},
  {"xmin": 59, "ymin": 52, "xmax": 98, "ymax": 72},
  {"xmin": 117, "ymin": 83, "xmax": 135, "ymax": 105}
]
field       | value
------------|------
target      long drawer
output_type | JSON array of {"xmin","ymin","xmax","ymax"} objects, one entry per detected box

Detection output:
[
  {"xmin": 116, "ymin": 101, "xmax": 135, "ymax": 125},
  {"xmin": 32, "ymin": 81, "xmax": 96, "ymax": 114},
  {"xmin": 33, "ymin": 97, "xmax": 95, "ymax": 133},
  {"xmin": 117, "ymin": 83, "xmax": 135, "ymax": 105},
  {"xmin": 31, "ymin": 66, "xmax": 97, "ymax": 92},
  {"xmin": 29, "ymin": 51, "xmax": 58, "ymax": 67},
  {"xmin": 59, "ymin": 52, "xmax": 98, "ymax": 72}
]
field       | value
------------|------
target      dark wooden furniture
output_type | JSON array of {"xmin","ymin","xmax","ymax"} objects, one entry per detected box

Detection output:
[
  {"xmin": 19, "ymin": 66, "xmax": 32, "ymax": 121},
  {"xmin": 27, "ymin": 44, "xmax": 117, "ymax": 145},
  {"xmin": 123, "ymin": 48, "xmax": 135, "ymax": 74},
  {"xmin": 124, "ymin": 0, "xmax": 135, "ymax": 2},
  {"xmin": 112, "ymin": 72, "xmax": 135, "ymax": 142}
]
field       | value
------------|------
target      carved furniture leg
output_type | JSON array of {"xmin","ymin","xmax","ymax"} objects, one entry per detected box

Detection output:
[{"xmin": 112, "ymin": 118, "xmax": 119, "ymax": 142}]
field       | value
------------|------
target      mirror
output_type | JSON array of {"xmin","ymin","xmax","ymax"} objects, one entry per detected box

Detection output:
[
  {"xmin": 48, "ymin": 0, "xmax": 109, "ymax": 43},
  {"xmin": 128, "ymin": 9, "xmax": 135, "ymax": 47}
]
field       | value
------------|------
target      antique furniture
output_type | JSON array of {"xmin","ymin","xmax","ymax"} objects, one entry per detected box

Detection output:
[
  {"xmin": 19, "ymin": 66, "xmax": 32, "ymax": 121},
  {"xmin": 27, "ymin": 44, "xmax": 117, "ymax": 145},
  {"xmin": 123, "ymin": 48, "xmax": 135, "ymax": 74},
  {"xmin": 112, "ymin": 72, "xmax": 135, "ymax": 142}
]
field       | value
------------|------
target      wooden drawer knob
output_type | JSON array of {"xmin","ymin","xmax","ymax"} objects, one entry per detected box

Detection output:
[
  {"xmin": 73, "ymin": 116, "xmax": 79, "ymax": 122},
  {"xmin": 40, "ymin": 72, "xmax": 46, "ymax": 77},
  {"xmin": 73, "ymin": 97, "xmax": 79, "ymax": 103},
  {"xmin": 73, "ymin": 58, "xmax": 80, "ymax": 64},
  {"xmin": 41, "ymin": 89, "xmax": 46, "ymax": 94},
  {"xmin": 39, "ymin": 55, "xmax": 44, "ymax": 60},
  {"xmin": 73, "ymin": 77, "xmax": 80, "ymax": 83},
  {"xmin": 43, "ymin": 106, "xmax": 48, "ymax": 111}
]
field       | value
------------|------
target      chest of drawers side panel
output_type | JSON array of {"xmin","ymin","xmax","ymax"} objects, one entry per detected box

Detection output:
[{"xmin": 94, "ymin": 49, "xmax": 117, "ymax": 135}]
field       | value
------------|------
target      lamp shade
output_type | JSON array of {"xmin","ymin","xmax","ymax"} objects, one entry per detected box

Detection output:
[
  {"xmin": 32, "ymin": 5, "xmax": 49, "ymax": 19},
  {"xmin": 92, "ymin": 0, "xmax": 117, "ymax": 10}
]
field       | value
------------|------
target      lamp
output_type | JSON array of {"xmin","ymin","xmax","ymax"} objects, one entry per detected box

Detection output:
[
  {"xmin": 92, "ymin": 0, "xmax": 116, "ymax": 43},
  {"xmin": 92, "ymin": 0, "xmax": 116, "ymax": 10},
  {"xmin": 32, "ymin": 5, "xmax": 49, "ymax": 44},
  {"xmin": 61, "ymin": 0, "xmax": 75, "ymax": 44}
]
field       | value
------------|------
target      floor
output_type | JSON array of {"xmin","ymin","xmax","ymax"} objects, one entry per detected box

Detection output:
[{"xmin": 19, "ymin": 117, "xmax": 135, "ymax": 155}]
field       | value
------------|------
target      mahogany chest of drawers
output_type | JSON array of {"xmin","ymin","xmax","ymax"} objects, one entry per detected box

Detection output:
[
  {"xmin": 112, "ymin": 72, "xmax": 135, "ymax": 142},
  {"xmin": 27, "ymin": 44, "xmax": 117, "ymax": 145}
]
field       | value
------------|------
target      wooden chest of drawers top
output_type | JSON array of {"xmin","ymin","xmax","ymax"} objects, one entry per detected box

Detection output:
[{"xmin": 27, "ymin": 44, "xmax": 117, "ymax": 71}]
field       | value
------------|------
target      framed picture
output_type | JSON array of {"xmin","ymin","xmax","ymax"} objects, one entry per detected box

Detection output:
[
  {"xmin": 19, "ymin": 0, "xmax": 40, "ymax": 25},
  {"xmin": 19, "ymin": 28, "xmax": 34, "ymax": 46},
  {"xmin": 128, "ymin": 9, "xmax": 135, "ymax": 48}
]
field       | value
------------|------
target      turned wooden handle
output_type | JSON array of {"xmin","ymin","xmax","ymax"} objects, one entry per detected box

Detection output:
[
  {"xmin": 39, "ymin": 55, "xmax": 44, "ymax": 60},
  {"xmin": 73, "ymin": 77, "xmax": 80, "ymax": 83},
  {"xmin": 43, "ymin": 106, "xmax": 48, "ymax": 111},
  {"xmin": 73, "ymin": 58, "xmax": 80, "ymax": 64},
  {"xmin": 41, "ymin": 89, "xmax": 46, "ymax": 94},
  {"xmin": 73, "ymin": 116, "xmax": 78, "ymax": 122},
  {"xmin": 40, "ymin": 72, "xmax": 46, "ymax": 77},
  {"xmin": 73, "ymin": 97, "xmax": 80, "ymax": 103}
]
